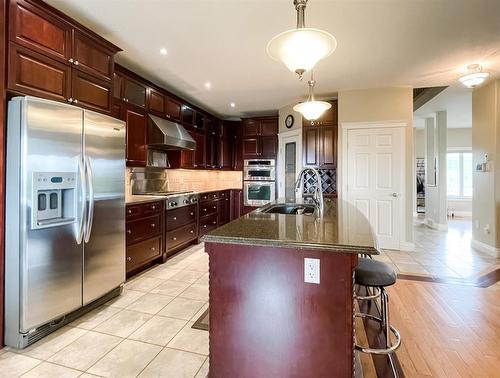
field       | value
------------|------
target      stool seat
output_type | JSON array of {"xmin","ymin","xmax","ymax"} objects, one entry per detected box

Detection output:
[{"xmin": 355, "ymin": 258, "xmax": 396, "ymax": 287}]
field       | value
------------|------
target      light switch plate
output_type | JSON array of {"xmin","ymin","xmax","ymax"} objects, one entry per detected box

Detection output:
[{"xmin": 304, "ymin": 258, "xmax": 320, "ymax": 284}]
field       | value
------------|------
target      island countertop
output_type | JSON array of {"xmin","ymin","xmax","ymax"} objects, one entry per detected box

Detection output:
[{"xmin": 201, "ymin": 198, "xmax": 379, "ymax": 254}]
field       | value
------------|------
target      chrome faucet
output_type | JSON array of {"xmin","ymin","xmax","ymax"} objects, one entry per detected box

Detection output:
[{"xmin": 295, "ymin": 167, "xmax": 324, "ymax": 213}]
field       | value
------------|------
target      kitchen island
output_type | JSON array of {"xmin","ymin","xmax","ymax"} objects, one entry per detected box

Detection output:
[{"xmin": 202, "ymin": 198, "xmax": 379, "ymax": 378}]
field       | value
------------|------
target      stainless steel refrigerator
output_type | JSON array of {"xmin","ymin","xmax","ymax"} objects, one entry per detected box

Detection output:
[{"xmin": 5, "ymin": 96, "xmax": 126, "ymax": 348}]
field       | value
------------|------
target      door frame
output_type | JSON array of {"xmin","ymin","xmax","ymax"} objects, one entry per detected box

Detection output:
[
  {"xmin": 340, "ymin": 121, "xmax": 407, "ymax": 250},
  {"xmin": 277, "ymin": 129, "xmax": 302, "ymax": 199}
]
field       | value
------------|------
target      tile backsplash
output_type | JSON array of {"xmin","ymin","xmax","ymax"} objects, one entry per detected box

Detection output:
[{"xmin": 126, "ymin": 168, "xmax": 242, "ymax": 195}]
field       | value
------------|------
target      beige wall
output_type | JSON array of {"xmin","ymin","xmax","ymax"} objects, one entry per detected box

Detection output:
[
  {"xmin": 414, "ymin": 128, "xmax": 425, "ymax": 158},
  {"xmin": 278, "ymin": 104, "xmax": 303, "ymax": 134},
  {"xmin": 338, "ymin": 87, "xmax": 414, "ymax": 247},
  {"xmin": 448, "ymin": 128, "xmax": 472, "ymax": 148},
  {"xmin": 472, "ymin": 79, "xmax": 499, "ymax": 249}
]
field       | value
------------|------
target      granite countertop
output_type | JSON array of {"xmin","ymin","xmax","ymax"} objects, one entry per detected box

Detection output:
[
  {"xmin": 201, "ymin": 198, "xmax": 380, "ymax": 255},
  {"xmin": 126, "ymin": 188, "xmax": 242, "ymax": 205}
]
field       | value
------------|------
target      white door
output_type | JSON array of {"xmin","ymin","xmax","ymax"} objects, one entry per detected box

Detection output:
[
  {"xmin": 278, "ymin": 130, "xmax": 302, "ymax": 199},
  {"xmin": 346, "ymin": 127, "xmax": 404, "ymax": 249}
]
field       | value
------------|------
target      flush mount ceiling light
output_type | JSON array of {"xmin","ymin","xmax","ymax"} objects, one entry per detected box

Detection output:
[
  {"xmin": 205, "ymin": 82, "xmax": 211, "ymax": 89},
  {"xmin": 293, "ymin": 72, "xmax": 331, "ymax": 120},
  {"xmin": 230, "ymin": 102, "xmax": 236, "ymax": 108},
  {"xmin": 267, "ymin": 0, "xmax": 337, "ymax": 78},
  {"xmin": 159, "ymin": 48, "xmax": 168, "ymax": 56},
  {"xmin": 459, "ymin": 64, "xmax": 489, "ymax": 88}
]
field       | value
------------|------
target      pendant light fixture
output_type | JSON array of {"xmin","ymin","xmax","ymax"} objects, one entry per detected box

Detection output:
[
  {"xmin": 459, "ymin": 64, "xmax": 489, "ymax": 88},
  {"xmin": 293, "ymin": 71, "xmax": 331, "ymax": 120},
  {"xmin": 267, "ymin": 0, "xmax": 337, "ymax": 78}
]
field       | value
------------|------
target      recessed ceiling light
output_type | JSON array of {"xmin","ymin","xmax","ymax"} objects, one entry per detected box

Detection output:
[
  {"xmin": 205, "ymin": 82, "xmax": 211, "ymax": 89},
  {"xmin": 230, "ymin": 102, "xmax": 236, "ymax": 108},
  {"xmin": 159, "ymin": 48, "xmax": 168, "ymax": 56}
]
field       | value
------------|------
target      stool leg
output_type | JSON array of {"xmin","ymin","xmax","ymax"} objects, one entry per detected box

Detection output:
[{"xmin": 381, "ymin": 289, "xmax": 389, "ymax": 346}]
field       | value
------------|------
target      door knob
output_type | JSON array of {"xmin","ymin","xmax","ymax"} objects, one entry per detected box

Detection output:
[{"xmin": 392, "ymin": 193, "xmax": 399, "ymax": 198}]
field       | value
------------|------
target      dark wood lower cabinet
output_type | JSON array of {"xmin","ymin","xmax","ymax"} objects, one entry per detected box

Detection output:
[
  {"xmin": 230, "ymin": 189, "xmax": 243, "ymax": 221},
  {"xmin": 165, "ymin": 205, "xmax": 198, "ymax": 257}
]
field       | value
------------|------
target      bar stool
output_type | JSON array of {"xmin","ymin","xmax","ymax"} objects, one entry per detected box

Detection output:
[{"xmin": 354, "ymin": 257, "xmax": 401, "ymax": 355}]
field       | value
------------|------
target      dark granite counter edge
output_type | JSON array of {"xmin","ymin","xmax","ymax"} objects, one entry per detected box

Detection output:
[{"xmin": 201, "ymin": 234, "xmax": 380, "ymax": 255}]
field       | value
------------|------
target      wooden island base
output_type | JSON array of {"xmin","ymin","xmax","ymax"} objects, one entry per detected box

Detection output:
[{"xmin": 206, "ymin": 242, "xmax": 358, "ymax": 378}]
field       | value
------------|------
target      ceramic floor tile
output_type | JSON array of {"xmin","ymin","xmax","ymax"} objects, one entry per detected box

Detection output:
[
  {"xmin": 186, "ymin": 261, "xmax": 209, "ymax": 273},
  {"xmin": 87, "ymin": 339, "xmax": 161, "ymax": 378},
  {"xmin": 48, "ymin": 331, "xmax": 122, "ymax": 371},
  {"xmin": 138, "ymin": 347, "xmax": 206, "ymax": 378},
  {"xmin": 191, "ymin": 303, "xmax": 209, "ymax": 322},
  {"xmin": 194, "ymin": 273, "xmax": 209, "ymax": 285},
  {"xmin": 195, "ymin": 357, "xmax": 209, "ymax": 378},
  {"xmin": 178, "ymin": 284, "xmax": 209, "ymax": 301},
  {"xmin": 167, "ymin": 322, "xmax": 209, "ymax": 355},
  {"xmin": 169, "ymin": 270, "xmax": 204, "ymax": 284},
  {"xmin": 21, "ymin": 361, "xmax": 81, "ymax": 378},
  {"xmin": 105, "ymin": 289, "xmax": 145, "ymax": 309},
  {"xmin": 144, "ymin": 267, "xmax": 182, "ymax": 280},
  {"xmin": 128, "ymin": 316, "xmax": 187, "ymax": 346},
  {"xmin": 150, "ymin": 280, "xmax": 191, "ymax": 297},
  {"xmin": 395, "ymin": 263, "xmax": 430, "ymax": 275},
  {"xmin": 125, "ymin": 277, "xmax": 166, "ymax": 293},
  {"xmin": 94, "ymin": 310, "xmax": 152, "ymax": 338},
  {"xmin": 22, "ymin": 326, "xmax": 88, "ymax": 360},
  {"xmin": 126, "ymin": 293, "xmax": 175, "ymax": 315},
  {"xmin": 0, "ymin": 352, "xmax": 41, "ymax": 378},
  {"xmin": 71, "ymin": 306, "xmax": 122, "ymax": 330},
  {"xmin": 158, "ymin": 297, "xmax": 206, "ymax": 320}
]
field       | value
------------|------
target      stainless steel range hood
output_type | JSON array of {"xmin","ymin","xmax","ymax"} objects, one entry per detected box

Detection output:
[{"xmin": 147, "ymin": 114, "xmax": 196, "ymax": 150}]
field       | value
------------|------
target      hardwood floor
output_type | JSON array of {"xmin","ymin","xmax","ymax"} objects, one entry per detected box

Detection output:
[{"xmin": 386, "ymin": 278, "xmax": 500, "ymax": 377}]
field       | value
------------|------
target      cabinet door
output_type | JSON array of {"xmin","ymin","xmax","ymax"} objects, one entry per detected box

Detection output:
[
  {"xmin": 195, "ymin": 112, "xmax": 205, "ymax": 131},
  {"xmin": 181, "ymin": 105, "xmax": 195, "ymax": 126},
  {"xmin": 8, "ymin": 42, "xmax": 71, "ymax": 102},
  {"xmin": 180, "ymin": 130, "xmax": 196, "ymax": 168},
  {"xmin": 303, "ymin": 126, "xmax": 320, "ymax": 167},
  {"xmin": 320, "ymin": 124, "xmax": 337, "ymax": 168},
  {"xmin": 71, "ymin": 70, "xmax": 112, "ymax": 114},
  {"xmin": 165, "ymin": 96, "xmax": 181, "ymax": 121},
  {"xmin": 9, "ymin": 0, "xmax": 72, "ymax": 63},
  {"xmin": 220, "ymin": 137, "xmax": 233, "ymax": 170},
  {"xmin": 194, "ymin": 131, "xmax": 206, "ymax": 168},
  {"xmin": 124, "ymin": 108, "xmax": 147, "ymax": 166},
  {"xmin": 123, "ymin": 76, "xmax": 147, "ymax": 108},
  {"xmin": 205, "ymin": 135, "xmax": 215, "ymax": 169},
  {"xmin": 113, "ymin": 71, "xmax": 123, "ymax": 99},
  {"xmin": 72, "ymin": 30, "xmax": 113, "ymax": 81},
  {"xmin": 148, "ymin": 88, "xmax": 165, "ymax": 115},
  {"xmin": 243, "ymin": 138, "xmax": 260, "ymax": 156},
  {"xmin": 261, "ymin": 118, "xmax": 278, "ymax": 136},
  {"xmin": 261, "ymin": 136, "xmax": 277, "ymax": 157},
  {"xmin": 243, "ymin": 119, "xmax": 259, "ymax": 136},
  {"xmin": 112, "ymin": 101, "xmax": 122, "ymax": 119},
  {"xmin": 231, "ymin": 189, "xmax": 243, "ymax": 220}
]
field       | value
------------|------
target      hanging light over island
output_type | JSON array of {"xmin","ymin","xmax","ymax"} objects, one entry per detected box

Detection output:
[
  {"xmin": 267, "ymin": 0, "xmax": 337, "ymax": 78},
  {"xmin": 294, "ymin": 72, "xmax": 331, "ymax": 120}
]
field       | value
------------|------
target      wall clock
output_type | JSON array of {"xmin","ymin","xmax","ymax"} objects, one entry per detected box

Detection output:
[{"xmin": 285, "ymin": 114, "xmax": 294, "ymax": 129}]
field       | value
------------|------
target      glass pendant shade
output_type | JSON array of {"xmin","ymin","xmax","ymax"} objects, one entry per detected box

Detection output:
[
  {"xmin": 459, "ymin": 72, "xmax": 489, "ymax": 88},
  {"xmin": 294, "ymin": 100, "xmax": 331, "ymax": 120},
  {"xmin": 267, "ymin": 28, "xmax": 337, "ymax": 76}
]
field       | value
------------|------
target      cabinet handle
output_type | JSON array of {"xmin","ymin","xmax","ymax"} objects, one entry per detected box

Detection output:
[
  {"xmin": 190, "ymin": 212, "xmax": 194, "ymax": 216},
  {"xmin": 212, "ymin": 221, "xmax": 217, "ymax": 225},
  {"xmin": 128, "ymin": 209, "xmax": 132, "ymax": 214},
  {"xmin": 150, "ymin": 247, "xmax": 156, "ymax": 251},
  {"xmin": 152, "ymin": 205, "xmax": 156, "ymax": 210},
  {"xmin": 151, "ymin": 223, "xmax": 156, "ymax": 228},
  {"xmin": 172, "ymin": 216, "xmax": 177, "ymax": 220},
  {"xmin": 127, "ymin": 230, "xmax": 131, "ymax": 234},
  {"xmin": 68, "ymin": 58, "xmax": 74, "ymax": 63},
  {"xmin": 126, "ymin": 256, "xmax": 131, "ymax": 262},
  {"xmin": 74, "ymin": 60, "xmax": 79, "ymax": 66},
  {"xmin": 190, "ymin": 230, "xmax": 194, "ymax": 234},
  {"xmin": 203, "ymin": 225, "xmax": 207, "ymax": 228},
  {"xmin": 122, "ymin": 97, "xmax": 126, "ymax": 101},
  {"xmin": 213, "ymin": 206, "xmax": 217, "ymax": 209},
  {"xmin": 73, "ymin": 99, "xmax": 78, "ymax": 104},
  {"xmin": 67, "ymin": 98, "xmax": 74, "ymax": 103},
  {"xmin": 172, "ymin": 237, "xmax": 177, "ymax": 241},
  {"xmin": 203, "ymin": 208, "xmax": 207, "ymax": 212}
]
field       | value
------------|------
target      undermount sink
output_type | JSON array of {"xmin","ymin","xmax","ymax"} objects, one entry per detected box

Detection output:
[{"xmin": 262, "ymin": 204, "xmax": 316, "ymax": 215}]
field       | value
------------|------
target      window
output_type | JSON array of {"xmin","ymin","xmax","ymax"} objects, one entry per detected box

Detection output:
[{"xmin": 447, "ymin": 151, "xmax": 472, "ymax": 198}]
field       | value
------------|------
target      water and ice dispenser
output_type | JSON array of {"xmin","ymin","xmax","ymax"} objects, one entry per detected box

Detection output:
[{"xmin": 32, "ymin": 172, "xmax": 77, "ymax": 229}]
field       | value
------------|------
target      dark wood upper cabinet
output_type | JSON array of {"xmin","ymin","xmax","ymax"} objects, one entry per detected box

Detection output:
[
  {"xmin": 242, "ymin": 119, "xmax": 259, "ymax": 136},
  {"xmin": 148, "ymin": 88, "xmax": 164, "ymax": 115},
  {"xmin": 242, "ymin": 138, "xmax": 259, "ymax": 156},
  {"xmin": 303, "ymin": 126, "xmax": 320, "ymax": 167},
  {"xmin": 181, "ymin": 105, "xmax": 195, "ymax": 126},
  {"xmin": 194, "ymin": 131, "xmax": 206, "ymax": 168},
  {"xmin": 9, "ymin": 0, "xmax": 72, "ymax": 63},
  {"xmin": 303, "ymin": 101, "xmax": 338, "ymax": 127},
  {"xmin": 261, "ymin": 118, "xmax": 278, "ymax": 136},
  {"xmin": 71, "ymin": 69, "xmax": 112, "ymax": 114},
  {"xmin": 261, "ymin": 136, "xmax": 278, "ymax": 157},
  {"xmin": 72, "ymin": 30, "xmax": 113, "ymax": 81},
  {"xmin": 179, "ymin": 129, "xmax": 196, "ymax": 169},
  {"xmin": 113, "ymin": 71, "xmax": 123, "ymax": 99},
  {"xmin": 8, "ymin": 42, "xmax": 71, "ymax": 102},
  {"xmin": 122, "ymin": 76, "xmax": 147, "ymax": 108},
  {"xmin": 165, "ymin": 96, "xmax": 181, "ymax": 121},
  {"xmin": 194, "ymin": 112, "xmax": 205, "ymax": 130},
  {"xmin": 320, "ymin": 125, "xmax": 337, "ymax": 168},
  {"xmin": 123, "ymin": 108, "xmax": 147, "ymax": 166}
]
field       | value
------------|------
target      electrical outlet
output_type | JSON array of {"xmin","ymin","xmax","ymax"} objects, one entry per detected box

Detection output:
[{"xmin": 304, "ymin": 258, "xmax": 320, "ymax": 284}]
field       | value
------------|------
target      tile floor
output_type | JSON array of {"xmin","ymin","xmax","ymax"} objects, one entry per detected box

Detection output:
[
  {"xmin": 0, "ymin": 243, "xmax": 210, "ymax": 378},
  {"xmin": 375, "ymin": 216, "xmax": 500, "ymax": 279}
]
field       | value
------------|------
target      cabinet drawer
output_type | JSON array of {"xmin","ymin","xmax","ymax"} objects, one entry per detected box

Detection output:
[
  {"xmin": 199, "ymin": 191, "xmax": 219, "ymax": 202},
  {"xmin": 166, "ymin": 205, "xmax": 197, "ymax": 231},
  {"xmin": 126, "ymin": 236, "xmax": 161, "ymax": 272},
  {"xmin": 142, "ymin": 201, "xmax": 163, "ymax": 215},
  {"xmin": 126, "ymin": 204, "xmax": 142, "ymax": 220},
  {"xmin": 199, "ymin": 215, "xmax": 218, "ymax": 237},
  {"xmin": 218, "ymin": 190, "xmax": 230, "ymax": 199},
  {"xmin": 166, "ymin": 222, "xmax": 197, "ymax": 251},
  {"xmin": 199, "ymin": 200, "xmax": 218, "ymax": 218},
  {"xmin": 126, "ymin": 214, "xmax": 161, "ymax": 245}
]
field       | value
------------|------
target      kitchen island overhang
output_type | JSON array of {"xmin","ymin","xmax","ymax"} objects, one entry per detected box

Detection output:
[{"xmin": 202, "ymin": 199, "xmax": 379, "ymax": 378}]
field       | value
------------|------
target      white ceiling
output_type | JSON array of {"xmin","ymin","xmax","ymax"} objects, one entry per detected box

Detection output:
[
  {"xmin": 45, "ymin": 0, "xmax": 500, "ymax": 119},
  {"xmin": 413, "ymin": 85, "xmax": 472, "ymax": 129}
]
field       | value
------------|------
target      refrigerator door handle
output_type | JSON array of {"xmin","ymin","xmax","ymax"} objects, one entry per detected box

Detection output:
[
  {"xmin": 76, "ymin": 155, "xmax": 86, "ymax": 244},
  {"xmin": 84, "ymin": 156, "xmax": 95, "ymax": 243}
]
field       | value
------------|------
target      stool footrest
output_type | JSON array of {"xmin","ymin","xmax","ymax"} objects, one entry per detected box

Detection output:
[{"xmin": 355, "ymin": 313, "xmax": 401, "ymax": 355}]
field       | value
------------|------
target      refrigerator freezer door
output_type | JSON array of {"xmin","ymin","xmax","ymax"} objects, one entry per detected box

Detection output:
[
  {"xmin": 83, "ymin": 110, "xmax": 126, "ymax": 305},
  {"xmin": 16, "ymin": 97, "xmax": 84, "ymax": 331}
]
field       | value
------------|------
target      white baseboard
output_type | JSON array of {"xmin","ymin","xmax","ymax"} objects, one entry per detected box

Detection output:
[
  {"xmin": 400, "ymin": 241, "xmax": 415, "ymax": 252},
  {"xmin": 423, "ymin": 218, "xmax": 448, "ymax": 231},
  {"xmin": 449, "ymin": 211, "xmax": 472, "ymax": 217},
  {"xmin": 471, "ymin": 238, "xmax": 500, "ymax": 258}
]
